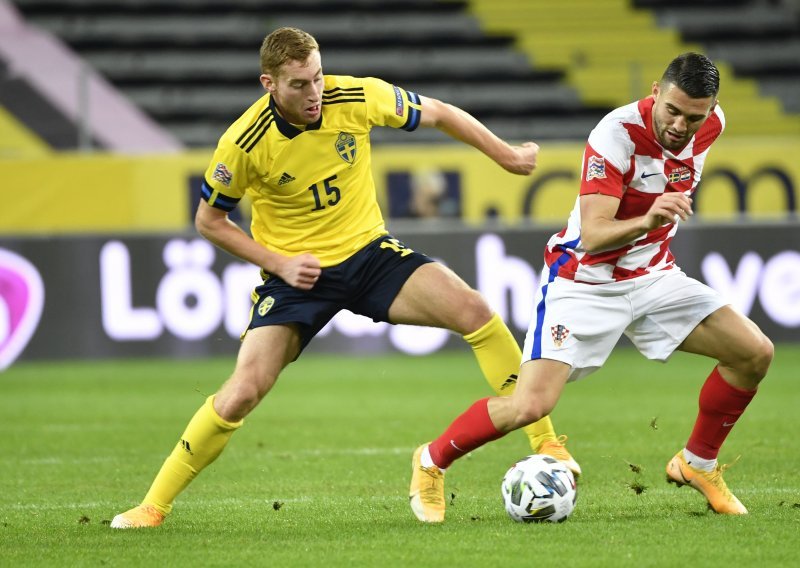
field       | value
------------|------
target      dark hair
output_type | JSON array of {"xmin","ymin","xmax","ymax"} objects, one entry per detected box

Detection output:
[{"xmin": 660, "ymin": 52, "xmax": 720, "ymax": 98}]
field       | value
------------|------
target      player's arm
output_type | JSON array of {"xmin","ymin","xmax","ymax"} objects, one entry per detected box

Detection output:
[
  {"xmin": 418, "ymin": 95, "xmax": 538, "ymax": 175},
  {"xmin": 580, "ymin": 192, "xmax": 693, "ymax": 254},
  {"xmin": 195, "ymin": 201, "xmax": 321, "ymax": 290}
]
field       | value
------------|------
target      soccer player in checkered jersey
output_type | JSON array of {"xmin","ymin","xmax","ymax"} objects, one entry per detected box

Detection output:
[
  {"xmin": 110, "ymin": 27, "xmax": 579, "ymax": 529},
  {"xmin": 410, "ymin": 52, "xmax": 773, "ymax": 519}
]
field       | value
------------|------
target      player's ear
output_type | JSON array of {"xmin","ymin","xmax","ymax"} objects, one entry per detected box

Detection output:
[
  {"xmin": 260, "ymin": 74, "xmax": 276, "ymax": 93},
  {"xmin": 651, "ymin": 81, "xmax": 660, "ymax": 99}
]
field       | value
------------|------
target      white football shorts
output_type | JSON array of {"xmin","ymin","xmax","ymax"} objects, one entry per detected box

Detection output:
[{"xmin": 521, "ymin": 269, "xmax": 728, "ymax": 382}]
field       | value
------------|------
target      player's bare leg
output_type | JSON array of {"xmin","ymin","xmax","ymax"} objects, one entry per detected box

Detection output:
[
  {"xmin": 391, "ymin": 263, "xmax": 580, "ymax": 475},
  {"xmin": 111, "ymin": 326, "xmax": 299, "ymax": 528},
  {"xmin": 409, "ymin": 359, "xmax": 570, "ymax": 522},
  {"xmin": 666, "ymin": 306, "xmax": 773, "ymax": 514}
]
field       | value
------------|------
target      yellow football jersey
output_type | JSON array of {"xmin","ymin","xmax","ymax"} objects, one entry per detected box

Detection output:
[{"xmin": 201, "ymin": 75, "xmax": 422, "ymax": 266}]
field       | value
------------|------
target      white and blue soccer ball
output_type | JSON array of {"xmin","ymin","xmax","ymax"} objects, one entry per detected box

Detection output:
[{"xmin": 501, "ymin": 454, "xmax": 577, "ymax": 523}]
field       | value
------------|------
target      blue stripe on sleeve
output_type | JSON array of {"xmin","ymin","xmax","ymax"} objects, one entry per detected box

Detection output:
[
  {"xmin": 400, "ymin": 91, "xmax": 421, "ymax": 131},
  {"xmin": 402, "ymin": 106, "xmax": 420, "ymax": 131},
  {"xmin": 201, "ymin": 180, "xmax": 241, "ymax": 212}
]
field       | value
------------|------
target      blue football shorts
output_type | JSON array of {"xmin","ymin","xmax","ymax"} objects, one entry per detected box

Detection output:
[{"xmin": 245, "ymin": 235, "xmax": 434, "ymax": 353}]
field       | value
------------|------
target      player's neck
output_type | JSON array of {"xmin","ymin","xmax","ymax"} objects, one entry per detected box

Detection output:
[{"xmin": 271, "ymin": 100, "xmax": 309, "ymax": 130}]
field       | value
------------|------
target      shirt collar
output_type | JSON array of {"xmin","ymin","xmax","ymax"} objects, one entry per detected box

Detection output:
[{"xmin": 269, "ymin": 95, "xmax": 323, "ymax": 139}]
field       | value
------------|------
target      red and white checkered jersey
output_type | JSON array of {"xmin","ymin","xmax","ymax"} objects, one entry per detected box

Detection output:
[{"xmin": 544, "ymin": 97, "xmax": 724, "ymax": 284}]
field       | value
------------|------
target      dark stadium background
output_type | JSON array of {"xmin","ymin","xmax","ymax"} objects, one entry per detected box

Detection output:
[{"xmin": 1, "ymin": 0, "xmax": 798, "ymax": 365}]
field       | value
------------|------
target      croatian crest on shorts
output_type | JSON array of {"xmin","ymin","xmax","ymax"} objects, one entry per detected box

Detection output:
[
  {"xmin": 335, "ymin": 132, "xmax": 356, "ymax": 164},
  {"xmin": 551, "ymin": 324, "xmax": 570, "ymax": 348}
]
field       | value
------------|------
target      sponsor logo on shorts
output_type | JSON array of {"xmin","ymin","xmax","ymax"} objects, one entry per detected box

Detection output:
[
  {"xmin": 258, "ymin": 296, "xmax": 275, "ymax": 316},
  {"xmin": 586, "ymin": 156, "xmax": 606, "ymax": 181},
  {"xmin": 551, "ymin": 324, "xmax": 569, "ymax": 348},
  {"xmin": 212, "ymin": 162, "xmax": 233, "ymax": 186}
]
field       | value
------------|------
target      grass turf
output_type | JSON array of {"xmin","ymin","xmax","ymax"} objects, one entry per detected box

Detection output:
[{"xmin": 1, "ymin": 345, "xmax": 799, "ymax": 566}]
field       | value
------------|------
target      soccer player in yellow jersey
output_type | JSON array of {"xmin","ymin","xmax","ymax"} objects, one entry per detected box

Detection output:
[{"xmin": 111, "ymin": 27, "xmax": 579, "ymax": 528}]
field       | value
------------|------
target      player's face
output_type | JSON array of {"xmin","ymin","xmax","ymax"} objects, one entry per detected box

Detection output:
[
  {"xmin": 260, "ymin": 50, "xmax": 323, "ymax": 125},
  {"xmin": 651, "ymin": 81, "xmax": 716, "ymax": 151}
]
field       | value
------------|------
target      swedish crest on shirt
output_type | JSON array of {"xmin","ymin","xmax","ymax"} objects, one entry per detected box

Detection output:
[
  {"xmin": 335, "ymin": 132, "xmax": 356, "ymax": 165},
  {"xmin": 551, "ymin": 324, "xmax": 570, "ymax": 348},
  {"xmin": 586, "ymin": 155, "xmax": 606, "ymax": 181}
]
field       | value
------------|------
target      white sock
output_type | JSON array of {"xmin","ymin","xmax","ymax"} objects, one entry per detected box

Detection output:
[
  {"xmin": 420, "ymin": 445, "xmax": 445, "ymax": 472},
  {"xmin": 682, "ymin": 448, "xmax": 717, "ymax": 472}
]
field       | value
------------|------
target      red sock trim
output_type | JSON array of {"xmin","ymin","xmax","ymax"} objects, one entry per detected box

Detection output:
[
  {"xmin": 686, "ymin": 367, "xmax": 757, "ymax": 459},
  {"xmin": 428, "ymin": 398, "xmax": 504, "ymax": 469}
]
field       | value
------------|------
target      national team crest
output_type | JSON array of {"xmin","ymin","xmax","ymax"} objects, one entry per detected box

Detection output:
[
  {"xmin": 586, "ymin": 155, "xmax": 606, "ymax": 181},
  {"xmin": 257, "ymin": 296, "xmax": 275, "ymax": 317},
  {"xmin": 212, "ymin": 162, "xmax": 233, "ymax": 186},
  {"xmin": 551, "ymin": 324, "xmax": 570, "ymax": 348},
  {"xmin": 335, "ymin": 132, "xmax": 356, "ymax": 164}
]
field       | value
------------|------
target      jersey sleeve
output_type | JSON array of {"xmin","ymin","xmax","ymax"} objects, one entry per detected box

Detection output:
[
  {"xmin": 201, "ymin": 139, "xmax": 255, "ymax": 212},
  {"xmin": 361, "ymin": 77, "xmax": 422, "ymax": 132},
  {"xmin": 579, "ymin": 143, "xmax": 626, "ymax": 198},
  {"xmin": 579, "ymin": 120, "xmax": 634, "ymax": 199}
]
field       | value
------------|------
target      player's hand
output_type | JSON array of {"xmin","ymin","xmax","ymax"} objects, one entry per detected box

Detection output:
[
  {"xmin": 276, "ymin": 253, "xmax": 322, "ymax": 290},
  {"xmin": 644, "ymin": 192, "xmax": 693, "ymax": 230},
  {"xmin": 502, "ymin": 142, "xmax": 540, "ymax": 175}
]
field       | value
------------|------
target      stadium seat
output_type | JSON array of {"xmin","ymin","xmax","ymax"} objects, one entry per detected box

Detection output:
[
  {"xmin": 470, "ymin": 0, "xmax": 800, "ymax": 136},
  {"xmin": 6, "ymin": 0, "xmax": 798, "ymax": 148},
  {"xmin": 6, "ymin": 0, "xmax": 611, "ymax": 147},
  {"xmin": 638, "ymin": 0, "xmax": 800, "ymax": 115}
]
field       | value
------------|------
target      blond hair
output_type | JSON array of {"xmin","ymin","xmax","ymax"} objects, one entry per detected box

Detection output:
[{"xmin": 259, "ymin": 27, "xmax": 319, "ymax": 76}]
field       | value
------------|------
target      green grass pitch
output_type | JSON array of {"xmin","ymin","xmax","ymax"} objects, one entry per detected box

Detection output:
[{"xmin": 2, "ymin": 345, "xmax": 799, "ymax": 566}]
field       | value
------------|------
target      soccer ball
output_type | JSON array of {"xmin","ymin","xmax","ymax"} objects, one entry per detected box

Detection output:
[{"xmin": 501, "ymin": 454, "xmax": 577, "ymax": 523}]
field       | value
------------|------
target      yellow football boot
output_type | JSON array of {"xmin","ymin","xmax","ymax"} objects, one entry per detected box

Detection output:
[
  {"xmin": 538, "ymin": 435, "xmax": 582, "ymax": 479},
  {"xmin": 666, "ymin": 451, "xmax": 747, "ymax": 514},
  {"xmin": 110, "ymin": 504, "xmax": 166, "ymax": 529},
  {"xmin": 409, "ymin": 444, "xmax": 445, "ymax": 523}
]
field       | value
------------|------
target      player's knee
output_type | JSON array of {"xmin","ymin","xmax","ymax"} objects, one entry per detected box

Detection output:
[
  {"xmin": 220, "ymin": 370, "xmax": 274, "ymax": 419},
  {"xmin": 511, "ymin": 399, "xmax": 550, "ymax": 430},
  {"xmin": 235, "ymin": 384, "xmax": 263, "ymax": 412},
  {"xmin": 216, "ymin": 385, "xmax": 259, "ymax": 421},
  {"xmin": 459, "ymin": 290, "xmax": 493, "ymax": 332},
  {"xmin": 727, "ymin": 332, "xmax": 773, "ymax": 386},
  {"xmin": 748, "ymin": 333, "xmax": 774, "ymax": 380}
]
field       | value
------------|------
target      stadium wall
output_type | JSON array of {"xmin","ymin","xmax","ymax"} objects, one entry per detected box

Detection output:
[
  {"xmin": 0, "ymin": 224, "xmax": 797, "ymax": 369},
  {"xmin": 1, "ymin": 137, "xmax": 799, "ymax": 236}
]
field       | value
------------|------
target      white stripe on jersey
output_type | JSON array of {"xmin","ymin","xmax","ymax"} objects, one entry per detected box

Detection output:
[{"xmin": 544, "ymin": 98, "xmax": 724, "ymax": 284}]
